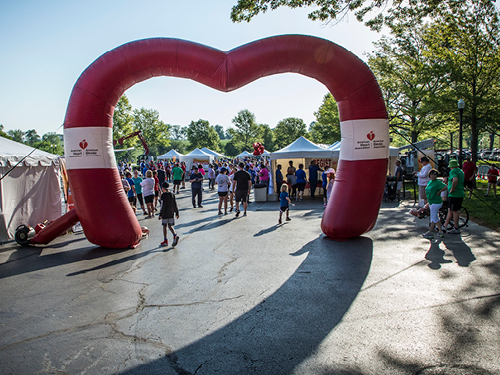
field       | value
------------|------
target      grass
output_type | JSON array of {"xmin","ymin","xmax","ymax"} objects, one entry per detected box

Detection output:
[{"xmin": 465, "ymin": 180, "xmax": 500, "ymax": 231}]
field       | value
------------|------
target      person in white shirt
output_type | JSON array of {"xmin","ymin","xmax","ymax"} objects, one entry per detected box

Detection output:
[{"xmin": 413, "ymin": 156, "xmax": 432, "ymax": 206}]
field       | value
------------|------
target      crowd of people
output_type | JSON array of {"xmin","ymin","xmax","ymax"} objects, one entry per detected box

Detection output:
[{"xmin": 116, "ymin": 156, "xmax": 338, "ymax": 245}]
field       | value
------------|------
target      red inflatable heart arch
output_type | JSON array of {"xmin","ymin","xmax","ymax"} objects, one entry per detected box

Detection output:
[{"xmin": 32, "ymin": 35, "xmax": 388, "ymax": 248}]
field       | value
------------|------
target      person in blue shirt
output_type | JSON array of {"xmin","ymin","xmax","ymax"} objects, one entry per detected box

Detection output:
[
  {"xmin": 278, "ymin": 183, "xmax": 292, "ymax": 224},
  {"xmin": 124, "ymin": 171, "xmax": 137, "ymax": 213},
  {"xmin": 321, "ymin": 170, "xmax": 328, "ymax": 207},
  {"xmin": 276, "ymin": 164, "xmax": 284, "ymax": 192},
  {"xmin": 308, "ymin": 160, "xmax": 322, "ymax": 199},
  {"xmin": 189, "ymin": 166, "xmax": 204, "ymax": 208},
  {"xmin": 295, "ymin": 164, "xmax": 307, "ymax": 201}
]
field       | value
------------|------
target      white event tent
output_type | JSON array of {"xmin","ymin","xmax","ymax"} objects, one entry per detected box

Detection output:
[
  {"xmin": 181, "ymin": 148, "xmax": 213, "ymax": 171},
  {"xmin": 201, "ymin": 147, "xmax": 224, "ymax": 158},
  {"xmin": 0, "ymin": 137, "xmax": 61, "ymax": 243},
  {"xmin": 157, "ymin": 149, "xmax": 184, "ymax": 160},
  {"xmin": 235, "ymin": 150, "xmax": 252, "ymax": 158}
]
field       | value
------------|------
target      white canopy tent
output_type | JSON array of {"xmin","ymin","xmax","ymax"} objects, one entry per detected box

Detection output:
[
  {"xmin": 200, "ymin": 147, "xmax": 224, "ymax": 158},
  {"xmin": 0, "ymin": 137, "xmax": 61, "ymax": 243},
  {"xmin": 157, "ymin": 149, "xmax": 184, "ymax": 160},
  {"xmin": 270, "ymin": 137, "xmax": 334, "ymax": 195},
  {"xmin": 235, "ymin": 150, "xmax": 252, "ymax": 158},
  {"xmin": 180, "ymin": 148, "xmax": 214, "ymax": 172}
]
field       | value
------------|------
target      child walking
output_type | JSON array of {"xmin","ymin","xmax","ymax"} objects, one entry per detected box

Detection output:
[
  {"xmin": 278, "ymin": 184, "xmax": 292, "ymax": 224},
  {"xmin": 158, "ymin": 182, "xmax": 180, "ymax": 247}
]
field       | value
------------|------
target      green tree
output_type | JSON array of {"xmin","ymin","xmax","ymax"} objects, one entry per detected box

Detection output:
[
  {"xmin": 7, "ymin": 129, "xmax": 24, "ymax": 143},
  {"xmin": 24, "ymin": 129, "xmax": 41, "ymax": 146},
  {"xmin": 230, "ymin": 0, "xmax": 448, "ymax": 31},
  {"xmin": 367, "ymin": 26, "xmax": 453, "ymax": 144},
  {"xmin": 186, "ymin": 119, "xmax": 222, "ymax": 152},
  {"xmin": 113, "ymin": 95, "xmax": 135, "ymax": 149},
  {"xmin": 0, "ymin": 124, "xmax": 12, "ymax": 139},
  {"xmin": 214, "ymin": 124, "xmax": 227, "ymax": 140},
  {"xmin": 133, "ymin": 108, "xmax": 170, "ymax": 157},
  {"xmin": 310, "ymin": 93, "xmax": 341, "ymax": 144},
  {"xmin": 258, "ymin": 123, "xmax": 275, "ymax": 151},
  {"xmin": 228, "ymin": 109, "xmax": 260, "ymax": 151},
  {"xmin": 273, "ymin": 117, "xmax": 307, "ymax": 149},
  {"xmin": 34, "ymin": 140, "xmax": 64, "ymax": 155},
  {"xmin": 427, "ymin": 0, "xmax": 500, "ymax": 162},
  {"xmin": 224, "ymin": 138, "xmax": 244, "ymax": 157},
  {"xmin": 170, "ymin": 125, "xmax": 187, "ymax": 140},
  {"xmin": 42, "ymin": 132, "xmax": 63, "ymax": 145}
]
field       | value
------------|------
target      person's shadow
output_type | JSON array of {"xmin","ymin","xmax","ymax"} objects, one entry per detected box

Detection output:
[
  {"xmin": 119, "ymin": 236, "xmax": 373, "ymax": 375},
  {"xmin": 425, "ymin": 240, "xmax": 453, "ymax": 269},
  {"xmin": 442, "ymin": 237, "xmax": 476, "ymax": 267}
]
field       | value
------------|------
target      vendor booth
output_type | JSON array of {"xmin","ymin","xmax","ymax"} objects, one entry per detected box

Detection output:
[
  {"xmin": 181, "ymin": 148, "xmax": 214, "ymax": 172},
  {"xmin": 270, "ymin": 136, "xmax": 334, "ymax": 195},
  {"xmin": 0, "ymin": 137, "xmax": 61, "ymax": 243},
  {"xmin": 157, "ymin": 149, "xmax": 184, "ymax": 161}
]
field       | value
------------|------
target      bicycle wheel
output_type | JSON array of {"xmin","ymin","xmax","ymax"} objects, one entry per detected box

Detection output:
[
  {"xmin": 442, "ymin": 206, "xmax": 469, "ymax": 229},
  {"xmin": 456, "ymin": 206, "xmax": 469, "ymax": 228}
]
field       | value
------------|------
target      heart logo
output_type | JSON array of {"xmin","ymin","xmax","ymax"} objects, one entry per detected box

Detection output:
[
  {"xmin": 367, "ymin": 131, "xmax": 375, "ymax": 141},
  {"xmin": 79, "ymin": 140, "xmax": 88, "ymax": 149}
]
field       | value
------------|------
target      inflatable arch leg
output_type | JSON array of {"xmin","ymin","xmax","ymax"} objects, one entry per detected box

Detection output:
[{"xmin": 36, "ymin": 35, "xmax": 388, "ymax": 248}]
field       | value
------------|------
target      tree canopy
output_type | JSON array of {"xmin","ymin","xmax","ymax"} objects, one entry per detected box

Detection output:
[{"xmin": 186, "ymin": 119, "xmax": 222, "ymax": 152}]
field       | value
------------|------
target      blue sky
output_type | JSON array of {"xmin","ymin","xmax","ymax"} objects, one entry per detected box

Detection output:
[{"xmin": 0, "ymin": 0, "xmax": 380, "ymax": 135}]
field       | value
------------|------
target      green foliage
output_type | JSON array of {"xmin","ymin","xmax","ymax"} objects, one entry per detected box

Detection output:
[
  {"xmin": 426, "ymin": 0, "xmax": 500, "ymax": 161},
  {"xmin": 33, "ymin": 140, "xmax": 64, "ymax": 155},
  {"xmin": 0, "ymin": 125, "xmax": 11, "ymax": 140},
  {"xmin": 133, "ymin": 107, "xmax": 170, "ymax": 157},
  {"xmin": 113, "ymin": 95, "xmax": 135, "ymax": 149},
  {"xmin": 230, "ymin": 0, "xmax": 449, "ymax": 31},
  {"xmin": 170, "ymin": 125, "xmax": 187, "ymax": 141},
  {"xmin": 258, "ymin": 123, "xmax": 275, "ymax": 151},
  {"xmin": 224, "ymin": 138, "xmax": 245, "ymax": 157},
  {"xmin": 186, "ymin": 119, "xmax": 222, "ymax": 152},
  {"xmin": 273, "ymin": 117, "xmax": 307, "ymax": 149},
  {"xmin": 228, "ymin": 109, "xmax": 260, "ymax": 151},
  {"xmin": 310, "ymin": 93, "xmax": 341, "ymax": 144},
  {"xmin": 214, "ymin": 124, "xmax": 227, "ymax": 140},
  {"xmin": 7, "ymin": 129, "xmax": 24, "ymax": 143},
  {"xmin": 24, "ymin": 129, "xmax": 41, "ymax": 146}
]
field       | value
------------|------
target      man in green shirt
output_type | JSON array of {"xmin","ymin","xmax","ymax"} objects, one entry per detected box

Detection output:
[
  {"xmin": 444, "ymin": 159, "xmax": 465, "ymax": 234},
  {"xmin": 172, "ymin": 163, "xmax": 184, "ymax": 194}
]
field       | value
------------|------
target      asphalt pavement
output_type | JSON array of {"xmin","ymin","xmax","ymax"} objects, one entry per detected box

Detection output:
[{"xmin": 1, "ymin": 184, "xmax": 499, "ymax": 375}]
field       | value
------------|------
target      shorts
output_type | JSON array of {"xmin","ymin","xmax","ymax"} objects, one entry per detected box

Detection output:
[
  {"xmin": 448, "ymin": 197, "xmax": 463, "ymax": 211},
  {"xmin": 280, "ymin": 205, "xmax": 289, "ymax": 213},
  {"xmin": 429, "ymin": 203, "xmax": 442, "ymax": 224},
  {"xmin": 397, "ymin": 181, "xmax": 403, "ymax": 191},
  {"xmin": 128, "ymin": 196, "xmax": 135, "ymax": 203},
  {"xmin": 218, "ymin": 191, "xmax": 228, "ymax": 197},
  {"xmin": 464, "ymin": 180, "xmax": 473, "ymax": 189},
  {"xmin": 235, "ymin": 190, "xmax": 248, "ymax": 203},
  {"xmin": 173, "ymin": 180, "xmax": 181, "ymax": 185},
  {"xmin": 154, "ymin": 190, "xmax": 159, "ymax": 197},
  {"xmin": 162, "ymin": 218, "xmax": 175, "ymax": 225},
  {"xmin": 296, "ymin": 183, "xmax": 306, "ymax": 192},
  {"xmin": 144, "ymin": 195, "xmax": 154, "ymax": 204}
]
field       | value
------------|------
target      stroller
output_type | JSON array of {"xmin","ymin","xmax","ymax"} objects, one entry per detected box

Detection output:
[{"xmin": 384, "ymin": 176, "xmax": 398, "ymax": 202}]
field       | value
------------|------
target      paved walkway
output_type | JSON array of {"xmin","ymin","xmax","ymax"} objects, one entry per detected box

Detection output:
[{"xmin": 1, "ymin": 186, "xmax": 499, "ymax": 374}]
